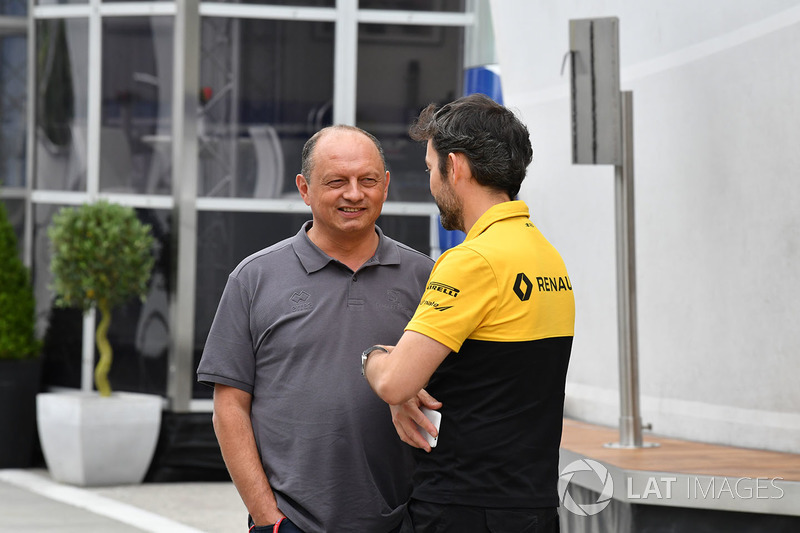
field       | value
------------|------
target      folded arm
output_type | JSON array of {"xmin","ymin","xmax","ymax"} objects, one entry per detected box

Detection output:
[{"xmin": 364, "ymin": 330, "xmax": 451, "ymax": 406}]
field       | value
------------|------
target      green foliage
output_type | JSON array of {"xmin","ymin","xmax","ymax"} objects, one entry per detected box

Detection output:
[
  {"xmin": 48, "ymin": 201, "xmax": 155, "ymax": 396},
  {"xmin": 48, "ymin": 200, "xmax": 155, "ymax": 312},
  {"xmin": 0, "ymin": 203, "xmax": 41, "ymax": 360}
]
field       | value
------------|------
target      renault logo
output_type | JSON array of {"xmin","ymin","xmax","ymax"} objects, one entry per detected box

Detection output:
[{"xmin": 513, "ymin": 273, "xmax": 532, "ymax": 301}]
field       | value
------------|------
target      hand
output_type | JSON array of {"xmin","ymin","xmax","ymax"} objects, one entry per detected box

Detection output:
[
  {"xmin": 251, "ymin": 507, "xmax": 287, "ymax": 527},
  {"xmin": 390, "ymin": 389, "xmax": 442, "ymax": 452}
]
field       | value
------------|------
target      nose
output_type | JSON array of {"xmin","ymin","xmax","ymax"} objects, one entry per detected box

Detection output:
[{"xmin": 342, "ymin": 179, "xmax": 365, "ymax": 201}]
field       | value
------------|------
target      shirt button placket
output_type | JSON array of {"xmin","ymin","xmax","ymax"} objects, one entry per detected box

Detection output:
[{"xmin": 348, "ymin": 273, "xmax": 364, "ymax": 309}]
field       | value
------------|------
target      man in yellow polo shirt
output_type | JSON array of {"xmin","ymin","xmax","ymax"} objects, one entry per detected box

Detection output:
[{"xmin": 364, "ymin": 94, "xmax": 575, "ymax": 532}]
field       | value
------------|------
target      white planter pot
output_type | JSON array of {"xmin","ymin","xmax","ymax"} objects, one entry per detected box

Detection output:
[{"xmin": 36, "ymin": 391, "xmax": 163, "ymax": 486}]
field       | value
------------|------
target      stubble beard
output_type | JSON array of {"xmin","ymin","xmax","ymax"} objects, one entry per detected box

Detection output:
[{"xmin": 436, "ymin": 181, "xmax": 464, "ymax": 233}]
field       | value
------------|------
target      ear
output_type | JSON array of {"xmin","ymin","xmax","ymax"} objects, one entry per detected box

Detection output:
[
  {"xmin": 448, "ymin": 152, "xmax": 470, "ymax": 186},
  {"xmin": 296, "ymin": 174, "xmax": 311, "ymax": 206},
  {"xmin": 383, "ymin": 171, "xmax": 390, "ymax": 202}
]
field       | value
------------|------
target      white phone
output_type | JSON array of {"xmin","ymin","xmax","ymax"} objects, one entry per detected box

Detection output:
[{"xmin": 416, "ymin": 407, "xmax": 442, "ymax": 448}]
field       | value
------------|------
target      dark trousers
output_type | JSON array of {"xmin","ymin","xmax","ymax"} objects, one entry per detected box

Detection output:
[
  {"xmin": 408, "ymin": 499, "xmax": 559, "ymax": 533},
  {"xmin": 248, "ymin": 514, "xmax": 408, "ymax": 533}
]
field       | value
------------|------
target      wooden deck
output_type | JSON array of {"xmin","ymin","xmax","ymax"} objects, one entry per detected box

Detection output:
[{"xmin": 561, "ymin": 418, "xmax": 800, "ymax": 481}]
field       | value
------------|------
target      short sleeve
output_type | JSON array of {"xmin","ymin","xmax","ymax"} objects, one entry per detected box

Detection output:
[
  {"xmin": 405, "ymin": 247, "xmax": 497, "ymax": 353},
  {"xmin": 196, "ymin": 275, "xmax": 258, "ymax": 393}
]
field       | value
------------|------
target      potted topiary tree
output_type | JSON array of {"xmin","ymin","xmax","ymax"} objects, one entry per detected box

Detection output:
[
  {"xmin": 36, "ymin": 200, "xmax": 162, "ymax": 486},
  {"xmin": 0, "ymin": 201, "xmax": 42, "ymax": 468}
]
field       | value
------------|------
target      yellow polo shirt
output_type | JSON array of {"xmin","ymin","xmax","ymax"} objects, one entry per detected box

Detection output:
[
  {"xmin": 406, "ymin": 200, "xmax": 575, "ymax": 508},
  {"xmin": 407, "ymin": 200, "xmax": 574, "ymax": 349}
]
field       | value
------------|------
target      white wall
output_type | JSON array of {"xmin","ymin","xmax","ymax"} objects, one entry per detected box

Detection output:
[{"xmin": 489, "ymin": 0, "xmax": 800, "ymax": 453}]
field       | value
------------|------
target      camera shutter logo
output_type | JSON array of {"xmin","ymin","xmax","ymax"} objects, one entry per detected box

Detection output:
[{"xmin": 558, "ymin": 459, "xmax": 614, "ymax": 516}]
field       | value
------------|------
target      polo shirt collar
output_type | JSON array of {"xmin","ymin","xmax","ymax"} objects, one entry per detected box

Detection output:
[
  {"xmin": 292, "ymin": 221, "xmax": 401, "ymax": 273},
  {"xmin": 464, "ymin": 200, "xmax": 530, "ymax": 242}
]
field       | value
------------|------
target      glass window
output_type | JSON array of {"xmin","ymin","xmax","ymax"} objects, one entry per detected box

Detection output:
[
  {"xmin": 33, "ymin": 203, "xmax": 80, "ymax": 388},
  {"xmin": 199, "ymin": 18, "xmax": 334, "ymax": 198},
  {"xmin": 357, "ymin": 23, "xmax": 463, "ymax": 202},
  {"xmin": 377, "ymin": 214, "xmax": 430, "ymax": 254},
  {"xmin": 35, "ymin": 0, "xmax": 87, "ymax": 6},
  {"xmin": 0, "ymin": 34, "xmax": 27, "ymax": 188},
  {"xmin": 0, "ymin": 0, "xmax": 26, "ymax": 15},
  {"xmin": 1, "ymin": 199, "xmax": 25, "ymax": 255},
  {"xmin": 359, "ymin": 0, "xmax": 465, "ymax": 12},
  {"xmin": 101, "ymin": 17, "xmax": 174, "ymax": 195},
  {"xmin": 234, "ymin": 0, "xmax": 335, "ymax": 6},
  {"xmin": 35, "ymin": 18, "xmax": 90, "ymax": 192},
  {"xmin": 35, "ymin": 205, "xmax": 173, "ymax": 395},
  {"xmin": 109, "ymin": 208, "xmax": 172, "ymax": 396},
  {"xmin": 35, "ymin": 0, "xmax": 86, "ymax": 6}
]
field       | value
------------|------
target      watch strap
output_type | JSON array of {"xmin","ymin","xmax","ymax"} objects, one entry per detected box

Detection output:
[{"xmin": 361, "ymin": 345, "xmax": 389, "ymax": 376}]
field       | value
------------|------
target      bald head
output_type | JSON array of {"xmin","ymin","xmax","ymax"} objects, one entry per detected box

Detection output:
[{"xmin": 300, "ymin": 125, "xmax": 387, "ymax": 182}]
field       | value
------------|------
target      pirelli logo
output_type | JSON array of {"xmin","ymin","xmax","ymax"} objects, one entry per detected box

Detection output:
[{"xmin": 427, "ymin": 282, "xmax": 460, "ymax": 297}]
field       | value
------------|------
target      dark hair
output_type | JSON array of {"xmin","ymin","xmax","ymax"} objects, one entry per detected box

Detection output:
[
  {"xmin": 300, "ymin": 125, "xmax": 387, "ymax": 180},
  {"xmin": 409, "ymin": 94, "xmax": 533, "ymax": 199}
]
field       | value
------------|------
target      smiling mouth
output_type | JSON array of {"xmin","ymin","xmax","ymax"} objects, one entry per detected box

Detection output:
[{"xmin": 339, "ymin": 207, "xmax": 364, "ymax": 213}]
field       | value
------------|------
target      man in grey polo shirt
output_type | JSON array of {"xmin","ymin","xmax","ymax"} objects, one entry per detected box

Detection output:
[{"xmin": 197, "ymin": 125, "xmax": 434, "ymax": 533}]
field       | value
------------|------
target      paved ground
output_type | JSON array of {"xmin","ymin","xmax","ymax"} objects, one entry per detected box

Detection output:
[{"xmin": 0, "ymin": 469, "xmax": 246, "ymax": 533}]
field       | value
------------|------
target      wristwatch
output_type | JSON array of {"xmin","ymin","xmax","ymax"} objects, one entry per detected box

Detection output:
[{"xmin": 361, "ymin": 345, "xmax": 389, "ymax": 376}]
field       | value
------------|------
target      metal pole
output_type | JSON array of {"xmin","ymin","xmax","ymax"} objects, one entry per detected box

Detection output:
[
  {"xmin": 333, "ymin": 0, "xmax": 358, "ymax": 125},
  {"xmin": 168, "ymin": 0, "xmax": 201, "ymax": 412},
  {"xmin": 608, "ymin": 91, "xmax": 652, "ymax": 448},
  {"xmin": 24, "ymin": 3, "xmax": 36, "ymax": 270},
  {"xmin": 80, "ymin": 0, "xmax": 103, "ymax": 392}
]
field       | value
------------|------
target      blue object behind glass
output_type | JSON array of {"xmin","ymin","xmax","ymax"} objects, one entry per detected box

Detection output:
[{"xmin": 436, "ymin": 65, "xmax": 504, "ymax": 252}]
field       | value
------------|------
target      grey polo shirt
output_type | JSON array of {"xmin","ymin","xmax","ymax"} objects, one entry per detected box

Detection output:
[{"xmin": 197, "ymin": 222, "xmax": 433, "ymax": 533}]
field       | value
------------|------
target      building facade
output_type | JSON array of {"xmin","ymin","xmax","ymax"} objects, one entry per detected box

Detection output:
[
  {"xmin": 1, "ymin": 0, "xmax": 489, "ymax": 413},
  {"xmin": 491, "ymin": 0, "xmax": 800, "ymax": 454}
]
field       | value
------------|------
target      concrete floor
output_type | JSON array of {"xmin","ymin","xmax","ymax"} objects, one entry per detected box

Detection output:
[{"xmin": 0, "ymin": 469, "xmax": 246, "ymax": 533}]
